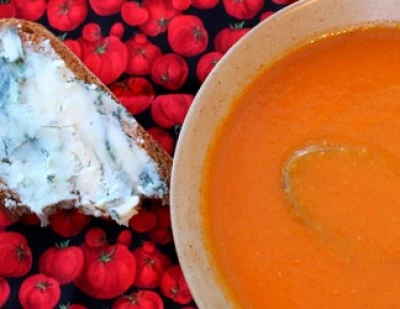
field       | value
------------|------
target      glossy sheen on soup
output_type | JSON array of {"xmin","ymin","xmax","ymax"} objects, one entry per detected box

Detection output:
[{"xmin": 203, "ymin": 25, "xmax": 400, "ymax": 308}]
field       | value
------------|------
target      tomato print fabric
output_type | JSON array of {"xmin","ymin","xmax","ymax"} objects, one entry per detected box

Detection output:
[{"xmin": 0, "ymin": 0, "xmax": 295, "ymax": 307}]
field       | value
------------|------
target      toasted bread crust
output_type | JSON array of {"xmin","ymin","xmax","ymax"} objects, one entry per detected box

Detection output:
[{"xmin": 0, "ymin": 18, "xmax": 172, "ymax": 222}]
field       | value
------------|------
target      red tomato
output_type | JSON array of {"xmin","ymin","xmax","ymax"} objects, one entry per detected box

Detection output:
[
  {"xmin": 89, "ymin": 0, "xmax": 125, "ymax": 15},
  {"xmin": 151, "ymin": 54, "xmax": 189, "ymax": 90},
  {"xmin": 110, "ymin": 77, "xmax": 155, "ymax": 115},
  {"xmin": 125, "ymin": 34, "xmax": 162, "ymax": 75},
  {"xmin": 222, "ymin": 0, "xmax": 264, "ymax": 20},
  {"xmin": 19, "ymin": 212, "xmax": 40, "ymax": 225},
  {"xmin": 74, "ymin": 244, "xmax": 136, "ymax": 299},
  {"xmin": 196, "ymin": 51, "xmax": 223, "ymax": 82},
  {"xmin": 151, "ymin": 94, "xmax": 193, "ymax": 128},
  {"xmin": 113, "ymin": 290, "xmax": 163, "ymax": 309},
  {"xmin": 82, "ymin": 36, "xmax": 128, "ymax": 85},
  {"xmin": 64, "ymin": 39, "xmax": 83, "ymax": 59},
  {"xmin": 148, "ymin": 226, "xmax": 172, "ymax": 245},
  {"xmin": 116, "ymin": 230, "xmax": 133, "ymax": 247},
  {"xmin": 82, "ymin": 23, "xmax": 102, "ymax": 42},
  {"xmin": 191, "ymin": 0, "xmax": 219, "ymax": 9},
  {"xmin": 161, "ymin": 266, "xmax": 193, "ymax": 304},
  {"xmin": 139, "ymin": 0, "xmax": 181, "ymax": 37},
  {"xmin": 214, "ymin": 23, "xmax": 250, "ymax": 54},
  {"xmin": 13, "ymin": 0, "xmax": 46, "ymax": 21},
  {"xmin": 0, "ymin": 3, "xmax": 16, "ymax": 18},
  {"xmin": 85, "ymin": 227, "xmax": 107, "ymax": 249},
  {"xmin": 121, "ymin": 1, "xmax": 149, "ymax": 26},
  {"xmin": 0, "ymin": 277, "xmax": 10, "ymax": 308},
  {"xmin": 260, "ymin": 10, "xmax": 274, "ymax": 21},
  {"xmin": 172, "ymin": 0, "xmax": 190, "ymax": 10},
  {"xmin": 0, "ymin": 232, "xmax": 32, "ymax": 278},
  {"xmin": 19, "ymin": 274, "xmax": 61, "ymax": 309},
  {"xmin": 47, "ymin": 0, "xmax": 88, "ymax": 31},
  {"xmin": 150, "ymin": 202, "xmax": 171, "ymax": 228},
  {"xmin": 49, "ymin": 208, "xmax": 90, "ymax": 238},
  {"xmin": 168, "ymin": 15, "xmax": 208, "ymax": 57},
  {"xmin": 110, "ymin": 22, "xmax": 125, "ymax": 38},
  {"xmin": 75, "ymin": 244, "xmax": 103, "ymax": 273},
  {"xmin": 129, "ymin": 209, "xmax": 158, "ymax": 233},
  {"xmin": 39, "ymin": 240, "xmax": 84, "ymax": 285},
  {"xmin": 133, "ymin": 241, "xmax": 171, "ymax": 288},
  {"xmin": 148, "ymin": 127, "xmax": 175, "ymax": 155}
]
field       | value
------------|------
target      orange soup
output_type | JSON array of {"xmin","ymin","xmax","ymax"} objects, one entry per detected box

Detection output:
[{"xmin": 203, "ymin": 25, "xmax": 400, "ymax": 308}]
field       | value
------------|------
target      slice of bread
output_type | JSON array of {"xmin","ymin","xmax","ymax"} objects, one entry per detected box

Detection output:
[{"xmin": 0, "ymin": 18, "xmax": 172, "ymax": 225}]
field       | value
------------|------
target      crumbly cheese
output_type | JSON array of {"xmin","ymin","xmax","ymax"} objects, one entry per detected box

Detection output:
[{"xmin": 0, "ymin": 29, "xmax": 168, "ymax": 225}]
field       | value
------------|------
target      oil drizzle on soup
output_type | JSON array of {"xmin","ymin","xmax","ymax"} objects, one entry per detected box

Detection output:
[{"xmin": 203, "ymin": 25, "xmax": 400, "ymax": 308}]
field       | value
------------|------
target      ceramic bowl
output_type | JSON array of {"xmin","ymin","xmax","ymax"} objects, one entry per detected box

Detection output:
[{"xmin": 171, "ymin": 0, "xmax": 400, "ymax": 307}]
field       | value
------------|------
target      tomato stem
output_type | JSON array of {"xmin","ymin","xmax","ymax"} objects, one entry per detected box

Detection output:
[
  {"xmin": 59, "ymin": 0, "xmax": 71, "ymax": 14},
  {"xmin": 171, "ymin": 287, "xmax": 180, "ymax": 295},
  {"xmin": 35, "ymin": 281, "xmax": 51, "ymax": 292},
  {"xmin": 160, "ymin": 74, "xmax": 170, "ymax": 84},
  {"xmin": 16, "ymin": 244, "xmax": 28, "ymax": 262},
  {"xmin": 134, "ymin": 48, "xmax": 147, "ymax": 57},
  {"xmin": 56, "ymin": 239, "xmax": 70, "ymax": 248},
  {"xmin": 174, "ymin": 125, "xmax": 182, "ymax": 136},
  {"xmin": 123, "ymin": 293, "xmax": 139, "ymax": 304},
  {"xmin": 58, "ymin": 33, "xmax": 68, "ymax": 41},
  {"xmin": 193, "ymin": 27, "xmax": 205, "ymax": 41},
  {"xmin": 230, "ymin": 21, "xmax": 246, "ymax": 30},
  {"xmin": 211, "ymin": 58, "xmax": 219, "ymax": 65},
  {"xmin": 96, "ymin": 39, "xmax": 110, "ymax": 55},
  {"xmin": 158, "ymin": 17, "xmax": 169, "ymax": 29},
  {"xmin": 145, "ymin": 257, "xmax": 156, "ymax": 266},
  {"xmin": 98, "ymin": 247, "xmax": 116, "ymax": 263}
]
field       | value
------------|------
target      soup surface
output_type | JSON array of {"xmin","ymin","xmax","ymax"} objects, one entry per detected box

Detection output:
[{"xmin": 203, "ymin": 25, "xmax": 400, "ymax": 308}]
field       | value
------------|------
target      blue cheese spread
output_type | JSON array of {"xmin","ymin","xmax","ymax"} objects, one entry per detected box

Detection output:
[{"xmin": 0, "ymin": 28, "xmax": 168, "ymax": 225}]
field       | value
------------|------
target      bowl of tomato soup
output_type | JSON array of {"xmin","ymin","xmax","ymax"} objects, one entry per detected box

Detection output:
[{"xmin": 171, "ymin": 0, "xmax": 400, "ymax": 307}]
